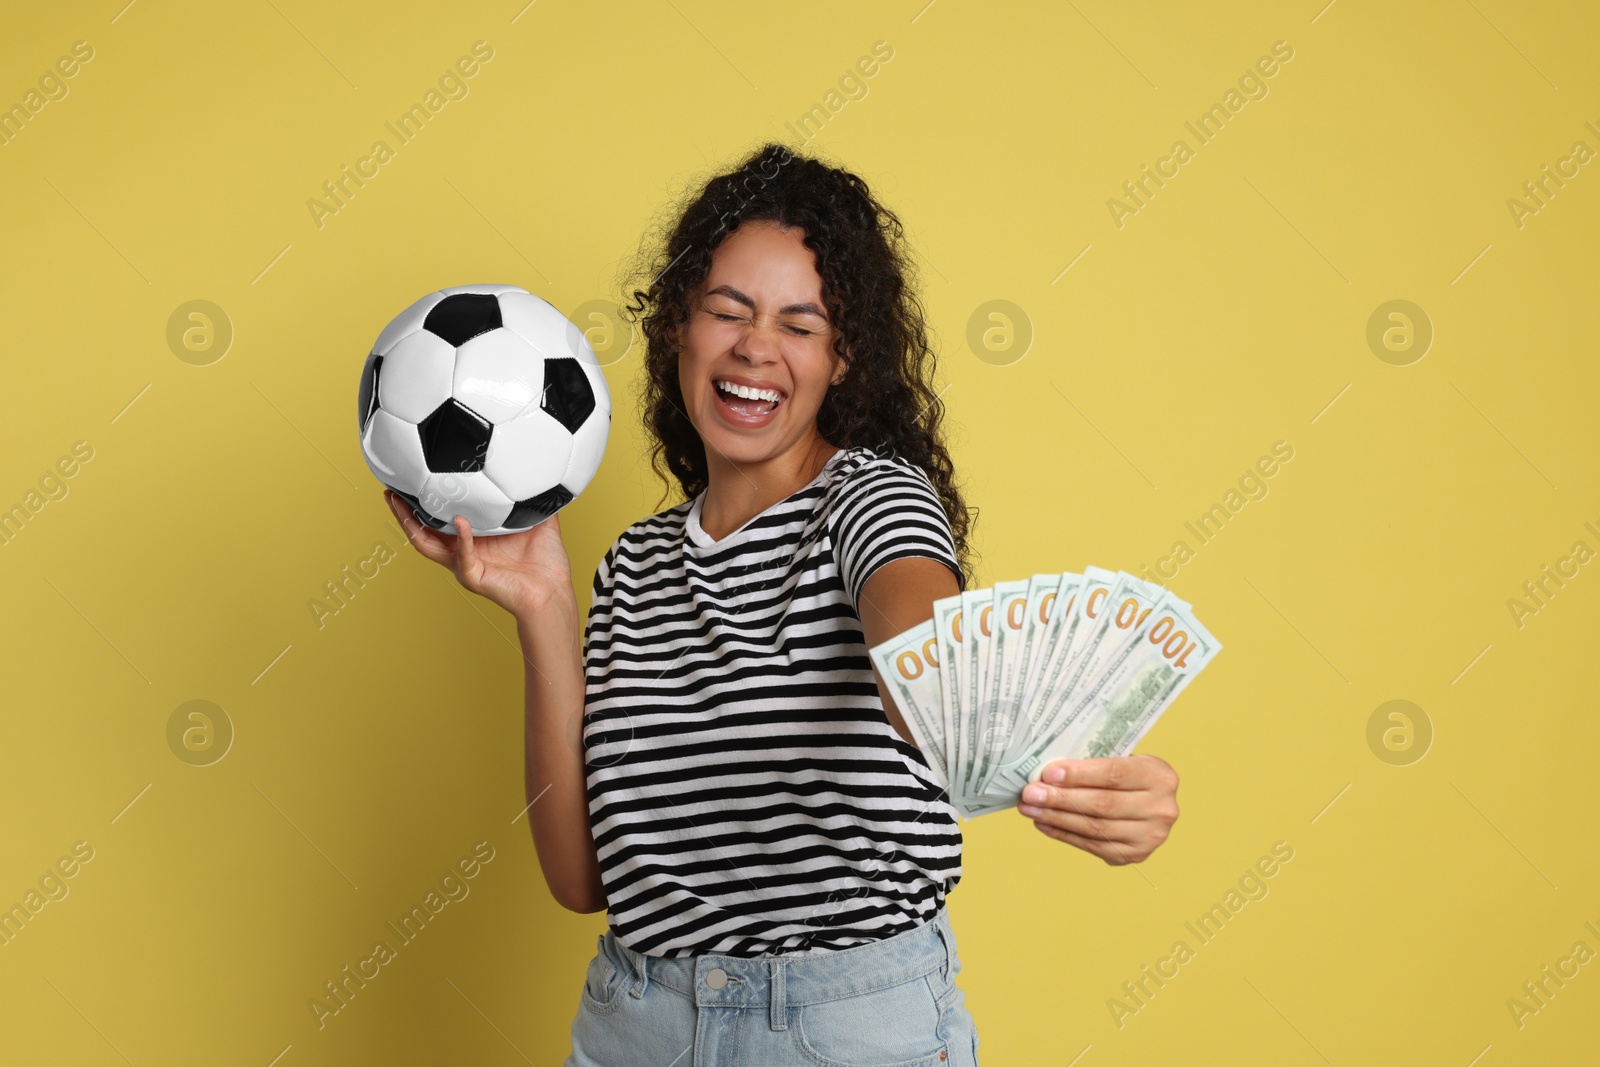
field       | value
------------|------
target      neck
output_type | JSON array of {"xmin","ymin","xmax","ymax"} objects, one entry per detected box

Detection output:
[{"xmin": 699, "ymin": 434, "xmax": 841, "ymax": 541}]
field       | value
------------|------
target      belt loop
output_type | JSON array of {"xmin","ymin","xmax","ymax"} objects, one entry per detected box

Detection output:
[
  {"xmin": 769, "ymin": 957, "xmax": 787, "ymax": 1031},
  {"xmin": 936, "ymin": 911, "xmax": 953, "ymax": 982},
  {"xmin": 626, "ymin": 941, "xmax": 649, "ymax": 999}
]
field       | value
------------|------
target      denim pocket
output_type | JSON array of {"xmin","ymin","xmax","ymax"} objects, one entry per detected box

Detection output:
[
  {"xmin": 579, "ymin": 932, "xmax": 628, "ymax": 1015},
  {"xmin": 793, "ymin": 970, "xmax": 950, "ymax": 1067}
]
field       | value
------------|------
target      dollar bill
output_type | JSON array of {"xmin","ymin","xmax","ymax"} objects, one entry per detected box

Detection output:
[
  {"xmin": 970, "ymin": 579, "xmax": 1031, "ymax": 796},
  {"xmin": 1028, "ymin": 593, "xmax": 1221, "ymax": 769},
  {"xmin": 1015, "ymin": 572, "xmax": 1079, "ymax": 716},
  {"xmin": 984, "ymin": 573, "xmax": 1073, "ymax": 791},
  {"xmin": 1060, "ymin": 572, "xmax": 1170, "ymax": 711},
  {"xmin": 956, "ymin": 796, "xmax": 1019, "ymax": 819},
  {"xmin": 995, "ymin": 566, "xmax": 1119, "ymax": 795},
  {"xmin": 931, "ymin": 594, "xmax": 968, "ymax": 809},
  {"xmin": 1006, "ymin": 572, "xmax": 1171, "ymax": 787},
  {"xmin": 958, "ymin": 587, "xmax": 996, "ymax": 798}
]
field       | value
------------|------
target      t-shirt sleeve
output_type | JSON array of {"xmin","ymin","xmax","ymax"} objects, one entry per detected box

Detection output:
[
  {"xmin": 590, "ymin": 542, "xmax": 616, "ymax": 602},
  {"xmin": 581, "ymin": 540, "xmax": 621, "ymax": 687},
  {"xmin": 828, "ymin": 457, "xmax": 965, "ymax": 611}
]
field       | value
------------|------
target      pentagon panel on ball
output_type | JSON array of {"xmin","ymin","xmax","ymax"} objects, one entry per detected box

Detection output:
[
  {"xmin": 418, "ymin": 398, "xmax": 492, "ymax": 473},
  {"xmin": 357, "ymin": 284, "xmax": 611, "ymax": 535}
]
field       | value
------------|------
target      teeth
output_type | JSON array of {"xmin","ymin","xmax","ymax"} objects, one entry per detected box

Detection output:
[{"xmin": 716, "ymin": 380, "xmax": 782, "ymax": 403}]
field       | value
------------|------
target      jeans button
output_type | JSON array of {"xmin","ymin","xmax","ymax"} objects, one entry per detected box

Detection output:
[{"xmin": 706, "ymin": 967, "xmax": 728, "ymax": 989}]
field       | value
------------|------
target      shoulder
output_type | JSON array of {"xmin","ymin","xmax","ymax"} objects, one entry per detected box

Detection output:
[
  {"xmin": 615, "ymin": 498, "xmax": 694, "ymax": 547},
  {"xmin": 823, "ymin": 445, "xmax": 946, "ymax": 520},
  {"xmin": 823, "ymin": 445, "xmax": 961, "ymax": 603},
  {"xmin": 592, "ymin": 499, "xmax": 693, "ymax": 588}
]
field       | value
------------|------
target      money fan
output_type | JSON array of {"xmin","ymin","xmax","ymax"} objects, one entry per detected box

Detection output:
[{"xmin": 870, "ymin": 567, "xmax": 1221, "ymax": 819}]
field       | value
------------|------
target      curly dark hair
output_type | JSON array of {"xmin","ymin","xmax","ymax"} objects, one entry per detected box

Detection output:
[{"xmin": 618, "ymin": 142, "xmax": 976, "ymax": 584}]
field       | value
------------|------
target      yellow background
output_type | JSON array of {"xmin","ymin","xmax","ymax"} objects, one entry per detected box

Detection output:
[{"xmin": 2, "ymin": 1, "xmax": 1597, "ymax": 1063}]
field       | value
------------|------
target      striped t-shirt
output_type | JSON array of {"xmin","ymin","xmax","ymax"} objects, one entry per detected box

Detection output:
[{"xmin": 581, "ymin": 444, "xmax": 967, "ymax": 958}]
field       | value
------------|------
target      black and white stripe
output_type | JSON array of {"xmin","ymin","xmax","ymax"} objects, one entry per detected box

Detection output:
[{"xmin": 581, "ymin": 445, "xmax": 966, "ymax": 958}]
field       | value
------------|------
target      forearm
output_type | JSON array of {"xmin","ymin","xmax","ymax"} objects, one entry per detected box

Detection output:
[{"xmin": 517, "ymin": 591, "xmax": 606, "ymax": 914}]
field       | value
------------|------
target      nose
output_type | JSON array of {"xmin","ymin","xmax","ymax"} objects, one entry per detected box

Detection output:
[{"xmin": 733, "ymin": 313, "xmax": 783, "ymax": 363}]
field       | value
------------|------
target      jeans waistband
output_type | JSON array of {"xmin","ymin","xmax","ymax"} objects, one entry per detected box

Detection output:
[{"xmin": 608, "ymin": 908, "xmax": 956, "ymax": 1030}]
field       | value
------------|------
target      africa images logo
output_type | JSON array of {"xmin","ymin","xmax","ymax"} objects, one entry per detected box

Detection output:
[{"xmin": 307, "ymin": 841, "xmax": 496, "ymax": 1029}]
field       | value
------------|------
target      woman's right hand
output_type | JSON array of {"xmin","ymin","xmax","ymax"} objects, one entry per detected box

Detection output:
[{"xmin": 384, "ymin": 489, "xmax": 574, "ymax": 618}]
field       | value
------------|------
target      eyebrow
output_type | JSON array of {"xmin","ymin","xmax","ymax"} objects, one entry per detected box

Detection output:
[{"xmin": 703, "ymin": 284, "xmax": 828, "ymax": 319}]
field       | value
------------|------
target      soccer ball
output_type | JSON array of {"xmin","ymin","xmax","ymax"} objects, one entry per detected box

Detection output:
[{"xmin": 357, "ymin": 284, "xmax": 610, "ymax": 535}]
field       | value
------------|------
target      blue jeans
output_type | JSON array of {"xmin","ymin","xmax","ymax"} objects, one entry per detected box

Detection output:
[{"xmin": 565, "ymin": 906, "xmax": 981, "ymax": 1066}]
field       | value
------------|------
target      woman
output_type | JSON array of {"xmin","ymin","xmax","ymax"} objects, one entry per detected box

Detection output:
[{"xmin": 386, "ymin": 143, "xmax": 1180, "ymax": 1066}]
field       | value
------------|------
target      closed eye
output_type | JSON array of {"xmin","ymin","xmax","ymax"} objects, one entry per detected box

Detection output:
[{"xmin": 711, "ymin": 311, "xmax": 814, "ymax": 336}]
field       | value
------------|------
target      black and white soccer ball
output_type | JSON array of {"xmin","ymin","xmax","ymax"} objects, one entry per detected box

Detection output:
[{"xmin": 357, "ymin": 284, "xmax": 610, "ymax": 535}]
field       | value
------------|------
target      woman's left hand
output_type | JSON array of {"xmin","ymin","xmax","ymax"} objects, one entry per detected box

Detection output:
[{"xmin": 1016, "ymin": 755, "xmax": 1179, "ymax": 865}]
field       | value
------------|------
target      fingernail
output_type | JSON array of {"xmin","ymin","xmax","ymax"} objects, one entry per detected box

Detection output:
[
  {"xmin": 1043, "ymin": 765, "xmax": 1066, "ymax": 784},
  {"xmin": 1022, "ymin": 784, "xmax": 1047, "ymax": 805}
]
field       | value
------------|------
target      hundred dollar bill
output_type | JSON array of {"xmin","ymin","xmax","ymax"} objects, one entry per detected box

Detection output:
[
  {"xmin": 996, "ymin": 566, "xmax": 1119, "ymax": 794},
  {"xmin": 868, "ymin": 619, "xmax": 950, "ymax": 793},
  {"xmin": 1012, "ymin": 572, "xmax": 1173, "ymax": 787},
  {"xmin": 1015, "ymin": 572, "xmax": 1080, "ymax": 717},
  {"xmin": 1052, "ymin": 571, "xmax": 1191, "ymax": 733},
  {"xmin": 986, "ymin": 573, "xmax": 1073, "ymax": 791},
  {"xmin": 1015, "ymin": 574, "xmax": 1069, "ymax": 698},
  {"xmin": 971, "ymin": 579, "xmax": 1031, "ymax": 796},
  {"xmin": 1022, "ymin": 566, "xmax": 1117, "ymax": 719},
  {"xmin": 1027, "ymin": 595, "xmax": 1221, "ymax": 770},
  {"xmin": 931, "ymin": 594, "xmax": 968, "ymax": 809},
  {"xmin": 995, "ymin": 572, "xmax": 1117, "ymax": 795},
  {"xmin": 1065, "ymin": 572, "xmax": 1174, "ymax": 703},
  {"xmin": 958, "ymin": 586, "xmax": 996, "ymax": 798},
  {"xmin": 956, "ymin": 795, "xmax": 1018, "ymax": 819},
  {"xmin": 1049, "ymin": 569, "xmax": 1139, "ymax": 701}
]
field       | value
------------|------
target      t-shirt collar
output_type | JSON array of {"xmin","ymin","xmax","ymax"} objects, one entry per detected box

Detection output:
[{"xmin": 685, "ymin": 447, "xmax": 853, "ymax": 549}]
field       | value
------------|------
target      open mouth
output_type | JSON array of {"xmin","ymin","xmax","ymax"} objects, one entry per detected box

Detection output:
[{"xmin": 713, "ymin": 378, "xmax": 784, "ymax": 418}]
